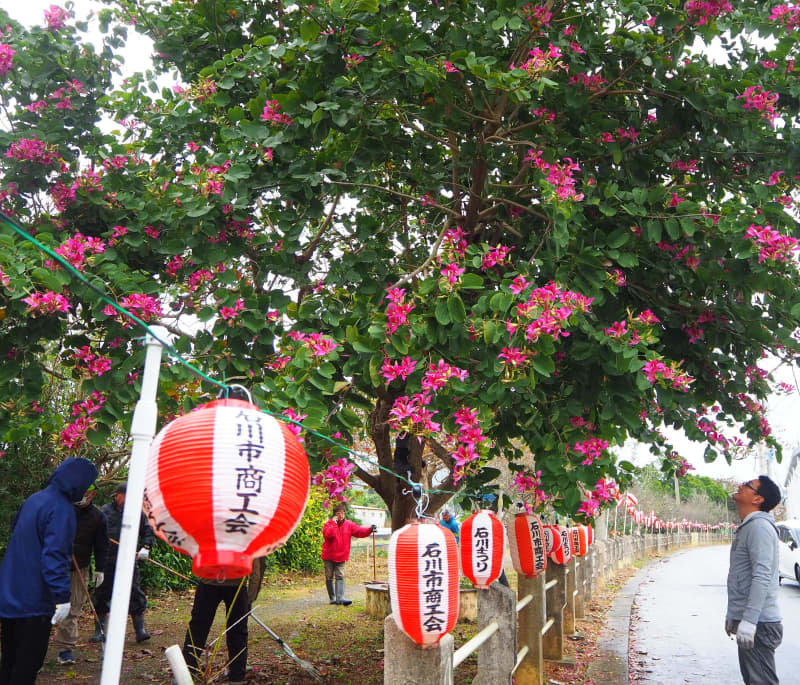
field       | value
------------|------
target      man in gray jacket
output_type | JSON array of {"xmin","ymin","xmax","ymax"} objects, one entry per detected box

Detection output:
[{"xmin": 726, "ymin": 475, "xmax": 782, "ymax": 684}]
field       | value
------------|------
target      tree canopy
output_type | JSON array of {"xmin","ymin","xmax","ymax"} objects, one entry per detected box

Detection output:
[{"xmin": 1, "ymin": 0, "xmax": 799, "ymax": 528}]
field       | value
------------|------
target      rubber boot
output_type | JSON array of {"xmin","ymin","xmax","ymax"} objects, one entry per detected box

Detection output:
[
  {"xmin": 326, "ymin": 579, "xmax": 337, "ymax": 604},
  {"xmin": 335, "ymin": 579, "xmax": 352, "ymax": 606},
  {"xmin": 89, "ymin": 615, "xmax": 107, "ymax": 643},
  {"xmin": 132, "ymin": 612, "xmax": 151, "ymax": 643}
]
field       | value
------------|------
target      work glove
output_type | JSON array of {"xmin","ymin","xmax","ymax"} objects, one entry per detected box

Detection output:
[
  {"xmin": 137, "ymin": 547, "xmax": 150, "ymax": 561},
  {"xmin": 93, "ymin": 571, "xmax": 104, "ymax": 587},
  {"xmin": 724, "ymin": 618, "xmax": 736, "ymax": 636},
  {"xmin": 736, "ymin": 620, "xmax": 757, "ymax": 649},
  {"xmin": 52, "ymin": 602, "xmax": 71, "ymax": 625},
  {"xmin": 370, "ymin": 524, "xmax": 378, "ymax": 533}
]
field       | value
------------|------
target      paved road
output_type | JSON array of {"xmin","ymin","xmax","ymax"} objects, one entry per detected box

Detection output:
[{"xmin": 631, "ymin": 544, "xmax": 800, "ymax": 684}]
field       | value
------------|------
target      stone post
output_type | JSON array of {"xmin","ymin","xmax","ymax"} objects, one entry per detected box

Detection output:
[
  {"xmin": 574, "ymin": 557, "xmax": 585, "ymax": 619},
  {"xmin": 473, "ymin": 582, "xmax": 516, "ymax": 685},
  {"xmin": 564, "ymin": 557, "xmax": 577, "ymax": 635},
  {"xmin": 516, "ymin": 573, "xmax": 546, "ymax": 685},
  {"xmin": 384, "ymin": 615, "xmax": 454, "ymax": 685},
  {"xmin": 542, "ymin": 562, "xmax": 565, "ymax": 661}
]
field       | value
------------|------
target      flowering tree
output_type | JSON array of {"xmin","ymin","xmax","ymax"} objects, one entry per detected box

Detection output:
[{"xmin": 1, "ymin": 1, "xmax": 799, "ymax": 528}]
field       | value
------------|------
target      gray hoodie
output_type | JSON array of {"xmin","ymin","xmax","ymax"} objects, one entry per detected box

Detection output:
[{"xmin": 726, "ymin": 510, "xmax": 781, "ymax": 625}]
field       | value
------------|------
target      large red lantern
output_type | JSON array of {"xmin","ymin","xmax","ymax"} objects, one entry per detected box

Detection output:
[
  {"xmin": 144, "ymin": 398, "xmax": 309, "ymax": 580},
  {"xmin": 389, "ymin": 521, "xmax": 459, "ymax": 647},
  {"xmin": 571, "ymin": 526, "xmax": 588, "ymax": 557},
  {"xmin": 507, "ymin": 513, "xmax": 547, "ymax": 578},
  {"xmin": 460, "ymin": 510, "xmax": 506, "ymax": 589},
  {"xmin": 550, "ymin": 526, "xmax": 572, "ymax": 565}
]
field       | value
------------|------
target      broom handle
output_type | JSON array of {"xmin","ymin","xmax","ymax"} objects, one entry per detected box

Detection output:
[
  {"xmin": 71, "ymin": 555, "xmax": 104, "ymax": 628},
  {"xmin": 372, "ymin": 531, "xmax": 376, "ymax": 582},
  {"xmin": 110, "ymin": 538, "xmax": 198, "ymax": 585}
]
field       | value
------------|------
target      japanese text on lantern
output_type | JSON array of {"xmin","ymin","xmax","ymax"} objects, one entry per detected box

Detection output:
[
  {"xmin": 224, "ymin": 410, "xmax": 265, "ymax": 534},
  {"xmin": 474, "ymin": 526, "xmax": 490, "ymax": 573},
  {"xmin": 143, "ymin": 489, "xmax": 186, "ymax": 547},
  {"xmin": 530, "ymin": 520, "xmax": 546, "ymax": 573},
  {"xmin": 421, "ymin": 542, "xmax": 446, "ymax": 633}
]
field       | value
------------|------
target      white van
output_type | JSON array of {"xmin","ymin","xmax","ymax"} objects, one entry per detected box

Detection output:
[{"xmin": 776, "ymin": 519, "xmax": 800, "ymax": 584}]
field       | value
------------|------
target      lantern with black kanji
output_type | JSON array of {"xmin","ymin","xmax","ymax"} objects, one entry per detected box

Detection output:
[
  {"xmin": 144, "ymin": 398, "xmax": 310, "ymax": 580},
  {"xmin": 506, "ymin": 512, "xmax": 547, "ymax": 578},
  {"xmin": 571, "ymin": 526, "xmax": 589, "ymax": 557},
  {"xmin": 550, "ymin": 526, "xmax": 573, "ymax": 565},
  {"xmin": 389, "ymin": 521, "xmax": 459, "ymax": 647},
  {"xmin": 460, "ymin": 510, "xmax": 506, "ymax": 589},
  {"xmin": 544, "ymin": 524, "xmax": 562, "ymax": 557}
]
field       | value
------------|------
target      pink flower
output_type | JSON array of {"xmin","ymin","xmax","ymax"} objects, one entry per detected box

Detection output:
[
  {"xmin": 684, "ymin": 0, "xmax": 732, "ymax": 26},
  {"xmin": 282, "ymin": 408, "xmax": 307, "ymax": 441},
  {"xmin": 736, "ymin": 85, "xmax": 780, "ymax": 124},
  {"xmin": 498, "ymin": 347, "xmax": 529, "ymax": 367},
  {"xmin": 345, "ymin": 54, "xmax": 364, "ymax": 69},
  {"xmin": 509, "ymin": 275, "xmax": 529, "ymax": 294},
  {"xmin": 44, "ymin": 5, "xmax": 70, "ymax": 31},
  {"xmin": 668, "ymin": 193, "xmax": 685, "ymax": 207},
  {"xmin": 744, "ymin": 223, "xmax": 799, "ymax": 263},
  {"xmin": 0, "ymin": 44, "xmax": 15, "ymax": 76},
  {"xmin": 443, "ymin": 61, "xmax": 459, "ymax": 73},
  {"xmin": 765, "ymin": 171, "xmax": 784, "ymax": 186},
  {"xmin": 5, "ymin": 137, "xmax": 60, "ymax": 165},
  {"xmin": 441, "ymin": 262, "xmax": 465, "ymax": 285},
  {"xmin": 23, "ymin": 291, "xmax": 71, "ymax": 315},
  {"xmin": 381, "ymin": 356, "xmax": 418, "ymax": 383},
  {"xmin": 260, "ymin": 100, "xmax": 293, "ymax": 126}
]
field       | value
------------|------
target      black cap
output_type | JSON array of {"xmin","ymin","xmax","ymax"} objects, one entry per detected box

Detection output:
[{"xmin": 114, "ymin": 482, "xmax": 127, "ymax": 495}]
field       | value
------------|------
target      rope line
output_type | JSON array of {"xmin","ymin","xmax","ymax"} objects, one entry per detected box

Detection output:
[{"xmin": 0, "ymin": 211, "xmax": 458, "ymax": 499}]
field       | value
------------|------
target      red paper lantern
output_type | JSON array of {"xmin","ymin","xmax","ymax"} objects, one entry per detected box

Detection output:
[
  {"xmin": 550, "ymin": 526, "xmax": 572, "ymax": 565},
  {"xmin": 571, "ymin": 526, "xmax": 589, "ymax": 557},
  {"xmin": 460, "ymin": 510, "xmax": 506, "ymax": 589},
  {"xmin": 585, "ymin": 524, "xmax": 594, "ymax": 547},
  {"xmin": 507, "ymin": 513, "xmax": 547, "ymax": 578},
  {"xmin": 544, "ymin": 524, "xmax": 562, "ymax": 557},
  {"xmin": 389, "ymin": 521, "xmax": 459, "ymax": 647},
  {"xmin": 144, "ymin": 398, "xmax": 309, "ymax": 580}
]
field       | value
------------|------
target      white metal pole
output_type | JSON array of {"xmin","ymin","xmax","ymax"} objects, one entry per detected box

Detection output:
[
  {"xmin": 101, "ymin": 327, "xmax": 166, "ymax": 685},
  {"xmin": 622, "ymin": 497, "xmax": 628, "ymax": 536}
]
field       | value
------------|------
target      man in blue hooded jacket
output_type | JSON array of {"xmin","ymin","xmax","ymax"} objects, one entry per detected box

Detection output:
[{"xmin": 0, "ymin": 457, "xmax": 98, "ymax": 684}]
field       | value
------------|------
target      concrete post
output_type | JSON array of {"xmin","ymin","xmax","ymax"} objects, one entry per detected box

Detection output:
[
  {"xmin": 384, "ymin": 616, "xmax": 454, "ymax": 685},
  {"xmin": 565, "ymin": 557, "xmax": 577, "ymax": 635},
  {"xmin": 516, "ymin": 573, "xmax": 546, "ymax": 685},
  {"xmin": 574, "ymin": 557, "xmax": 585, "ymax": 619},
  {"xmin": 474, "ymin": 582, "xmax": 516, "ymax": 685},
  {"xmin": 584, "ymin": 547, "xmax": 594, "ymax": 604},
  {"xmin": 542, "ymin": 562, "xmax": 565, "ymax": 660}
]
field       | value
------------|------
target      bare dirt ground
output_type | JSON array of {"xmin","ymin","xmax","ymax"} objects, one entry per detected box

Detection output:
[{"xmin": 37, "ymin": 553, "xmax": 636, "ymax": 684}]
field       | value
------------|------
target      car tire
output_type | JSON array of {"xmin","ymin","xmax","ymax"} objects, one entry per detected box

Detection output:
[{"xmin": 795, "ymin": 564, "xmax": 800, "ymax": 585}]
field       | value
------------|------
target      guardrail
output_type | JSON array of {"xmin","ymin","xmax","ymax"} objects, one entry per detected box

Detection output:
[{"xmin": 383, "ymin": 529, "xmax": 723, "ymax": 684}]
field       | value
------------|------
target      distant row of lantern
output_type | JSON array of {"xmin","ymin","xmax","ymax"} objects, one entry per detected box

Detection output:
[{"xmin": 388, "ymin": 508, "xmax": 595, "ymax": 647}]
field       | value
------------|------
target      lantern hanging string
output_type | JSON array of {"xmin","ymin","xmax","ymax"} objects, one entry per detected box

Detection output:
[{"xmin": 0, "ymin": 211, "xmax": 459, "ymax": 498}]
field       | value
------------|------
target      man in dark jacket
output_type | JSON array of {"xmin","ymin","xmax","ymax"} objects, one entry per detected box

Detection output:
[
  {"xmin": 321, "ymin": 504, "xmax": 374, "ymax": 606},
  {"xmin": 0, "ymin": 457, "xmax": 98, "ymax": 684},
  {"xmin": 53, "ymin": 483, "xmax": 108, "ymax": 665},
  {"xmin": 182, "ymin": 573, "xmax": 252, "ymax": 683},
  {"xmin": 91, "ymin": 481, "xmax": 155, "ymax": 643}
]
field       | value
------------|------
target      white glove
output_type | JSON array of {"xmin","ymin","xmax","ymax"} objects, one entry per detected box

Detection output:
[
  {"xmin": 137, "ymin": 547, "xmax": 150, "ymax": 561},
  {"xmin": 736, "ymin": 620, "xmax": 757, "ymax": 649},
  {"xmin": 93, "ymin": 571, "xmax": 104, "ymax": 586},
  {"xmin": 52, "ymin": 602, "xmax": 71, "ymax": 625}
]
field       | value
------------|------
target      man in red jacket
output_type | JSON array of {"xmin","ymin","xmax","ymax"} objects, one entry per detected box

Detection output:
[{"xmin": 321, "ymin": 504, "xmax": 375, "ymax": 606}]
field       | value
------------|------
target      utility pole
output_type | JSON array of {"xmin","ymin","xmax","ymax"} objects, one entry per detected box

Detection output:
[{"xmin": 673, "ymin": 473, "xmax": 680, "ymax": 507}]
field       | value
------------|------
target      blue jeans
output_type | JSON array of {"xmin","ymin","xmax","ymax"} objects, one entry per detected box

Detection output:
[{"xmin": 738, "ymin": 621, "xmax": 782, "ymax": 685}]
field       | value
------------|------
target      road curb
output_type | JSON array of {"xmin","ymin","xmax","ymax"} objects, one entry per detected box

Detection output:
[{"xmin": 585, "ymin": 558, "xmax": 659, "ymax": 685}]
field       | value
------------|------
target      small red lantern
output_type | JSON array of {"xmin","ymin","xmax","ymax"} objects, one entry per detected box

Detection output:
[
  {"xmin": 544, "ymin": 524, "xmax": 562, "ymax": 557},
  {"xmin": 389, "ymin": 521, "xmax": 459, "ymax": 647},
  {"xmin": 571, "ymin": 526, "xmax": 588, "ymax": 557},
  {"xmin": 550, "ymin": 526, "xmax": 572, "ymax": 565},
  {"xmin": 460, "ymin": 510, "xmax": 506, "ymax": 589},
  {"xmin": 585, "ymin": 524, "xmax": 594, "ymax": 547},
  {"xmin": 507, "ymin": 513, "xmax": 547, "ymax": 578},
  {"xmin": 144, "ymin": 398, "xmax": 309, "ymax": 579}
]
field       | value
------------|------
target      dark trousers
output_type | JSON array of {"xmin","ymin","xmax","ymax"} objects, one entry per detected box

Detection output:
[
  {"xmin": 738, "ymin": 621, "xmax": 783, "ymax": 685},
  {"xmin": 0, "ymin": 615, "xmax": 52, "ymax": 685},
  {"xmin": 183, "ymin": 582, "xmax": 250, "ymax": 681},
  {"xmin": 93, "ymin": 557, "xmax": 147, "ymax": 616}
]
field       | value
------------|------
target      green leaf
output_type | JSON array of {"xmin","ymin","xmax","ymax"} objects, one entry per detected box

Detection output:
[
  {"xmin": 300, "ymin": 21, "xmax": 320, "ymax": 42},
  {"xmin": 460, "ymin": 272, "xmax": 484, "ymax": 289},
  {"xmin": 533, "ymin": 355, "xmax": 555, "ymax": 376},
  {"xmin": 447, "ymin": 295, "xmax": 466, "ymax": 323},
  {"xmin": 435, "ymin": 300, "xmax": 451, "ymax": 325}
]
